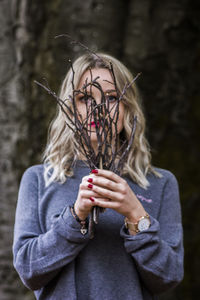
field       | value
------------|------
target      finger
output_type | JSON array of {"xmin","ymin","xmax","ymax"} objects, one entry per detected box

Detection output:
[
  {"xmin": 89, "ymin": 196, "xmax": 110, "ymax": 204},
  {"xmin": 82, "ymin": 174, "xmax": 96, "ymax": 183},
  {"xmin": 88, "ymin": 184, "xmax": 124, "ymax": 203},
  {"xmin": 80, "ymin": 177, "xmax": 115, "ymax": 196},
  {"xmin": 91, "ymin": 169, "xmax": 124, "ymax": 184},
  {"xmin": 87, "ymin": 175, "xmax": 120, "ymax": 192},
  {"xmin": 92, "ymin": 198, "xmax": 120, "ymax": 210},
  {"xmin": 77, "ymin": 196, "xmax": 110, "ymax": 211},
  {"xmin": 79, "ymin": 179, "xmax": 98, "ymax": 191},
  {"xmin": 79, "ymin": 189, "xmax": 101, "ymax": 199}
]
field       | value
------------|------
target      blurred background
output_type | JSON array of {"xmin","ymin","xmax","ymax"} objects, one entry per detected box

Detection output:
[{"xmin": 0, "ymin": 0, "xmax": 199, "ymax": 299}]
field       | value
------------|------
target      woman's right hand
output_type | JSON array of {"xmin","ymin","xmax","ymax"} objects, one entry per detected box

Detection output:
[{"xmin": 74, "ymin": 174, "xmax": 107, "ymax": 220}]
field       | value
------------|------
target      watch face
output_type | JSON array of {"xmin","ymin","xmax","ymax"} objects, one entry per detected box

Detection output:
[{"xmin": 138, "ymin": 217, "xmax": 151, "ymax": 232}]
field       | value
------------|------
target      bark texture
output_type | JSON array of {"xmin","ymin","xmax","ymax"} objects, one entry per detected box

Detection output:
[{"xmin": 0, "ymin": 0, "xmax": 199, "ymax": 299}]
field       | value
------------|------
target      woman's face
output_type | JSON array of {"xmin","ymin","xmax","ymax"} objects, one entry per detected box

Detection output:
[{"xmin": 75, "ymin": 68, "xmax": 125, "ymax": 146}]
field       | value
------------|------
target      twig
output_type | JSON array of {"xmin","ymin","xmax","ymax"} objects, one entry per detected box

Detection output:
[{"xmin": 35, "ymin": 38, "xmax": 141, "ymax": 238}]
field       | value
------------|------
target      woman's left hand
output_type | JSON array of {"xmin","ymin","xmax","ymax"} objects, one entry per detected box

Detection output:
[{"xmin": 88, "ymin": 169, "xmax": 147, "ymax": 223}]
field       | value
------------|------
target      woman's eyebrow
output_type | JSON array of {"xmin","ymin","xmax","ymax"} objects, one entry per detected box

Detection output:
[{"xmin": 104, "ymin": 89, "xmax": 117, "ymax": 94}]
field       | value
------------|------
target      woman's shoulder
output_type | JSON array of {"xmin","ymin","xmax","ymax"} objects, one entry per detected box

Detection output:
[
  {"xmin": 148, "ymin": 167, "xmax": 179, "ymax": 187},
  {"xmin": 21, "ymin": 164, "xmax": 44, "ymax": 183},
  {"xmin": 23, "ymin": 164, "xmax": 44, "ymax": 174}
]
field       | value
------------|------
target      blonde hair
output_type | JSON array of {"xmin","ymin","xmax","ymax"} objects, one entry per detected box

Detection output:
[{"xmin": 43, "ymin": 53, "xmax": 160, "ymax": 188}]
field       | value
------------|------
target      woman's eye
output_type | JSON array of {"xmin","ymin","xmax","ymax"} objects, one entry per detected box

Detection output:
[
  {"xmin": 106, "ymin": 95, "xmax": 118, "ymax": 103},
  {"xmin": 78, "ymin": 95, "xmax": 92, "ymax": 103}
]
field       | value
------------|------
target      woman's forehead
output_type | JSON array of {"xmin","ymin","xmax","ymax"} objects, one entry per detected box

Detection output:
[{"xmin": 78, "ymin": 68, "xmax": 115, "ymax": 91}]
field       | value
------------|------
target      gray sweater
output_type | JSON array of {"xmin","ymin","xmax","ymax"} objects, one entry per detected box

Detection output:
[{"xmin": 13, "ymin": 161, "xmax": 184, "ymax": 300}]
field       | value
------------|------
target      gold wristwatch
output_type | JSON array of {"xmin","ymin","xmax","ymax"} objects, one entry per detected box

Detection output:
[{"xmin": 125, "ymin": 214, "xmax": 151, "ymax": 234}]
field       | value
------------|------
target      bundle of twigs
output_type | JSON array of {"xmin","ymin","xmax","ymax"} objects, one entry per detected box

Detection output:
[{"xmin": 35, "ymin": 36, "xmax": 140, "ymax": 238}]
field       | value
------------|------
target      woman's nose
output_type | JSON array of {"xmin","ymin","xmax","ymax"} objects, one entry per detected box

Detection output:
[
  {"xmin": 88, "ymin": 96, "xmax": 101, "ymax": 109},
  {"xmin": 93, "ymin": 95, "xmax": 101, "ymax": 105}
]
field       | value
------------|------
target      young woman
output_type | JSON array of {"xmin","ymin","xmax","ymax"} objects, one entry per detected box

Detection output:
[{"xmin": 13, "ymin": 53, "xmax": 184, "ymax": 300}]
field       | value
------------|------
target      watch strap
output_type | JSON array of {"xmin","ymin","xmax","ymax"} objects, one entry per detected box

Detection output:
[{"xmin": 124, "ymin": 213, "xmax": 150, "ymax": 233}]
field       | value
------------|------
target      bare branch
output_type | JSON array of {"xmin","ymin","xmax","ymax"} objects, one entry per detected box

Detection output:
[
  {"xmin": 55, "ymin": 34, "xmax": 104, "ymax": 62},
  {"xmin": 35, "ymin": 40, "xmax": 141, "ymax": 238}
]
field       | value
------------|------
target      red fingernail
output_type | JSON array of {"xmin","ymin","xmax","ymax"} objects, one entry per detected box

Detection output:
[
  {"xmin": 88, "ymin": 184, "xmax": 93, "ymax": 189},
  {"xmin": 90, "ymin": 197, "xmax": 95, "ymax": 202},
  {"xmin": 91, "ymin": 169, "xmax": 98, "ymax": 174},
  {"xmin": 87, "ymin": 178, "xmax": 93, "ymax": 183}
]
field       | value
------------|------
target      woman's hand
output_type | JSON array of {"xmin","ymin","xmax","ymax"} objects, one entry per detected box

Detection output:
[
  {"xmin": 74, "ymin": 173, "xmax": 110, "ymax": 221},
  {"xmin": 86, "ymin": 169, "xmax": 146, "ymax": 223},
  {"xmin": 75, "ymin": 169, "xmax": 147, "ymax": 223}
]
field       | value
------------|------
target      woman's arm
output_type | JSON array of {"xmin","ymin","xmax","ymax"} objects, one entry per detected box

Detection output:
[
  {"xmin": 13, "ymin": 167, "xmax": 91, "ymax": 291},
  {"xmin": 121, "ymin": 173, "xmax": 184, "ymax": 293},
  {"xmin": 87, "ymin": 169, "xmax": 184, "ymax": 294}
]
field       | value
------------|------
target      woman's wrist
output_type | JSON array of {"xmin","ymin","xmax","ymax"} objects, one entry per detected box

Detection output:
[
  {"xmin": 70, "ymin": 204, "xmax": 88, "ymax": 235},
  {"xmin": 126, "ymin": 205, "xmax": 146, "ymax": 223},
  {"xmin": 74, "ymin": 202, "xmax": 89, "ymax": 221}
]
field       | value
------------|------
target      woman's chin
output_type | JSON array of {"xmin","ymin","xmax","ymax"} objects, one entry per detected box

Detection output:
[
  {"xmin": 88, "ymin": 134, "xmax": 99, "ymax": 150},
  {"xmin": 89, "ymin": 133, "xmax": 98, "ymax": 143}
]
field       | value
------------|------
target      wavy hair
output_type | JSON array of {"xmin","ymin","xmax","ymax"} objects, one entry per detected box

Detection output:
[{"xmin": 43, "ymin": 53, "xmax": 160, "ymax": 188}]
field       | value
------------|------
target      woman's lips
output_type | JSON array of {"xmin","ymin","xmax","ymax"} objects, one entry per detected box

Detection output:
[{"xmin": 90, "ymin": 121, "xmax": 100, "ymax": 127}]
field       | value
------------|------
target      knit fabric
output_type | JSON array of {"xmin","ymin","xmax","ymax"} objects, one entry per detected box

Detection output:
[{"xmin": 13, "ymin": 161, "xmax": 184, "ymax": 299}]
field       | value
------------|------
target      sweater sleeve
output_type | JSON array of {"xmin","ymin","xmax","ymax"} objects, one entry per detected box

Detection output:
[
  {"xmin": 13, "ymin": 167, "xmax": 90, "ymax": 291},
  {"xmin": 120, "ymin": 172, "xmax": 184, "ymax": 294}
]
